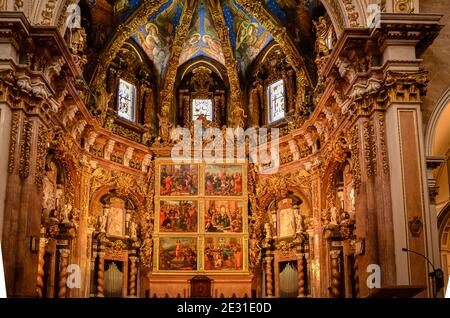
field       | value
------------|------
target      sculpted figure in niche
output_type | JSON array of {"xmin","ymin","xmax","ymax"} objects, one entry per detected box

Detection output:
[
  {"xmin": 264, "ymin": 222, "xmax": 272, "ymax": 240},
  {"xmin": 97, "ymin": 86, "xmax": 113, "ymax": 113},
  {"xmin": 129, "ymin": 222, "xmax": 138, "ymax": 240},
  {"xmin": 99, "ymin": 209, "xmax": 108, "ymax": 233},
  {"xmin": 313, "ymin": 16, "xmax": 330, "ymax": 57},
  {"xmin": 62, "ymin": 203, "xmax": 72, "ymax": 224},
  {"xmin": 293, "ymin": 205, "xmax": 303, "ymax": 233},
  {"xmin": 157, "ymin": 113, "xmax": 173, "ymax": 143},
  {"xmin": 42, "ymin": 164, "xmax": 57, "ymax": 218},
  {"xmin": 142, "ymin": 123, "xmax": 153, "ymax": 145},
  {"xmin": 229, "ymin": 106, "xmax": 247, "ymax": 128},
  {"xmin": 249, "ymin": 80, "xmax": 262, "ymax": 127},
  {"xmin": 330, "ymin": 206, "xmax": 339, "ymax": 225}
]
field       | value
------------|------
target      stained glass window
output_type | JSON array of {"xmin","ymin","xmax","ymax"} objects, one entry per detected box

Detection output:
[
  {"xmin": 192, "ymin": 99, "xmax": 213, "ymax": 121},
  {"xmin": 117, "ymin": 79, "xmax": 136, "ymax": 121},
  {"xmin": 268, "ymin": 80, "xmax": 285, "ymax": 123}
]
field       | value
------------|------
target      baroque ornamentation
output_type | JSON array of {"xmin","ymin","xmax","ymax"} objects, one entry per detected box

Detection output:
[
  {"xmin": 41, "ymin": 0, "xmax": 57, "ymax": 26},
  {"xmin": 8, "ymin": 112, "xmax": 20, "ymax": 173},
  {"xmin": 19, "ymin": 117, "xmax": 33, "ymax": 179}
]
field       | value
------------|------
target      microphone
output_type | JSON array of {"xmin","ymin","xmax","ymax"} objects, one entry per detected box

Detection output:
[{"xmin": 402, "ymin": 247, "xmax": 445, "ymax": 293}]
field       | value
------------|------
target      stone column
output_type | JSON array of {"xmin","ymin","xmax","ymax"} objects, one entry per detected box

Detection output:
[
  {"xmin": 57, "ymin": 249, "xmax": 70, "ymax": 298},
  {"xmin": 264, "ymin": 255, "xmax": 273, "ymax": 298},
  {"xmin": 378, "ymin": 15, "xmax": 443, "ymax": 296}
]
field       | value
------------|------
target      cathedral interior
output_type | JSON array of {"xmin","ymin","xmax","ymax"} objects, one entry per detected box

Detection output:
[{"xmin": 0, "ymin": 0, "xmax": 450, "ymax": 299}]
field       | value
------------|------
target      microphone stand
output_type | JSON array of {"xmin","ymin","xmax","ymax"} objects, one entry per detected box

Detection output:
[{"xmin": 402, "ymin": 248, "xmax": 444, "ymax": 298}]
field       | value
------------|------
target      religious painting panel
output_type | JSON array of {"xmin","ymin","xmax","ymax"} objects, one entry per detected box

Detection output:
[
  {"xmin": 159, "ymin": 164, "xmax": 199, "ymax": 196},
  {"xmin": 204, "ymin": 200, "xmax": 243, "ymax": 233},
  {"xmin": 204, "ymin": 164, "xmax": 243, "ymax": 196},
  {"xmin": 278, "ymin": 199, "xmax": 296, "ymax": 239},
  {"xmin": 204, "ymin": 236, "xmax": 244, "ymax": 271},
  {"xmin": 107, "ymin": 198, "xmax": 126, "ymax": 237},
  {"xmin": 158, "ymin": 237, "xmax": 198, "ymax": 271},
  {"xmin": 159, "ymin": 200, "xmax": 199, "ymax": 233}
]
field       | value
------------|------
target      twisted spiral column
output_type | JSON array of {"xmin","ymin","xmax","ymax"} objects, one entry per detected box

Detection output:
[
  {"xmin": 36, "ymin": 238, "xmax": 47, "ymax": 298},
  {"xmin": 57, "ymin": 249, "xmax": 70, "ymax": 298},
  {"xmin": 353, "ymin": 254, "xmax": 360, "ymax": 297},
  {"xmin": 265, "ymin": 256, "xmax": 273, "ymax": 298},
  {"xmin": 128, "ymin": 256, "xmax": 138, "ymax": 297},
  {"xmin": 330, "ymin": 250, "xmax": 341, "ymax": 298},
  {"xmin": 96, "ymin": 251, "xmax": 105, "ymax": 297},
  {"xmin": 297, "ymin": 253, "xmax": 306, "ymax": 298}
]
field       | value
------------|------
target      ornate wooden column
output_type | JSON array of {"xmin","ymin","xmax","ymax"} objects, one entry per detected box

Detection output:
[
  {"xmin": 90, "ymin": 249, "xmax": 97, "ymax": 297},
  {"xmin": 129, "ymin": 256, "xmax": 138, "ymax": 297},
  {"xmin": 264, "ymin": 255, "xmax": 274, "ymax": 298},
  {"xmin": 297, "ymin": 253, "xmax": 306, "ymax": 298},
  {"xmin": 36, "ymin": 237, "xmax": 48, "ymax": 298},
  {"xmin": 96, "ymin": 247, "xmax": 105, "ymax": 297},
  {"xmin": 57, "ymin": 248, "xmax": 70, "ymax": 298},
  {"xmin": 330, "ymin": 250, "xmax": 341, "ymax": 298}
]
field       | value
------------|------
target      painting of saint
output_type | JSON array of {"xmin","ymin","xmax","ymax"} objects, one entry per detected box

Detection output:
[
  {"xmin": 159, "ymin": 200, "xmax": 198, "ymax": 232},
  {"xmin": 133, "ymin": 0, "xmax": 180, "ymax": 74},
  {"xmin": 179, "ymin": 4, "xmax": 225, "ymax": 66},
  {"xmin": 160, "ymin": 164, "xmax": 198, "ymax": 196},
  {"xmin": 159, "ymin": 237, "xmax": 197, "ymax": 271},
  {"xmin": 204, "ymin": 165, "xmax": 243, "ymax": 196},
  {"xmin": 223, "ymin": 0, "xmax": 272, "ymax": 74},
  {"xmin": 204, "ymin": 237, "xmax": 243, "ymax": 271},
  {"xmin": 205, "ymin": 200, "xmax": 243, "ymax": 233}
]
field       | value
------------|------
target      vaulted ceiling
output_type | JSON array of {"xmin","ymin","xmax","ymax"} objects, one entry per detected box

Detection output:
[{"xmin": 82, "ymin": 0, "xmax": 324, "ymax": 83}]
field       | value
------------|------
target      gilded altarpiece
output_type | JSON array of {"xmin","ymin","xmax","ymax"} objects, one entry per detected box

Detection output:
[{"xmin": 150, "ymin": 160, "xmax": 251, "ymax": 297}]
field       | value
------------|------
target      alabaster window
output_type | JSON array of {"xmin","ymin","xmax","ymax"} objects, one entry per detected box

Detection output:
[
  {"xmin": 268, "ymin": 80, "xmax": 285, "ymax": 123},
  {"xmin": 117, "ymin": 79, "xmax": 137, "ymax": 122},
  {"xmin": 192, "ymin": 99, "xmax": 213, "ymax": 121}
]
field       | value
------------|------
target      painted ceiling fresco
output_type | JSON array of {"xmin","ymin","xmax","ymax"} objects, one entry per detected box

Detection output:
[
  {"xmin": 127, "ymin": 0, "xmax": 315, "ymax": 76},
  {"xmin": 131, "ymin": 0, "xmax": 183, "ymax": 74},
  {"xmin": 221, "ymin": 0, "xmax": 273, "ymax": 74},
  {"xmin": 179, "ymin": 2, "xmax": 225, "ymax": 66}
]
